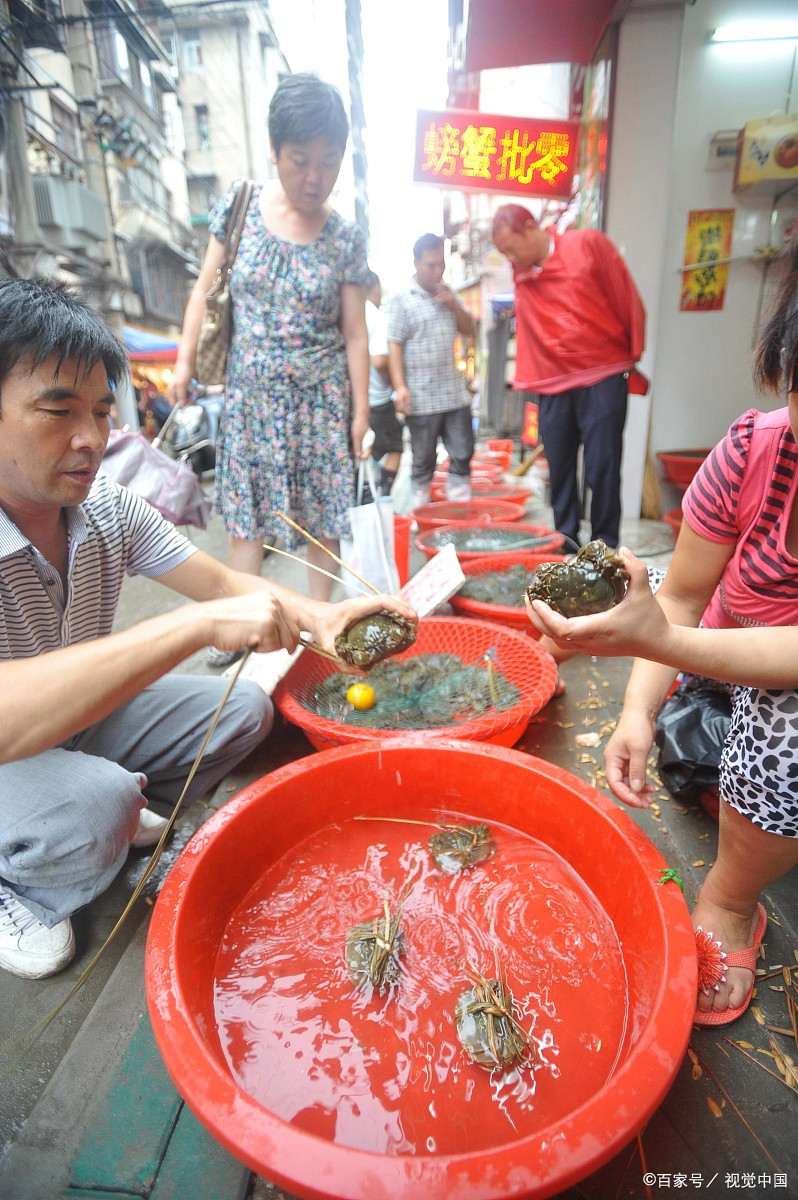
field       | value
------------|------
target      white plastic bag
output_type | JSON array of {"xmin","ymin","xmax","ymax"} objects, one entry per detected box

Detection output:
[{"xmin": 339, "ymin": 459, "xmax": 399, "ymax": 596}]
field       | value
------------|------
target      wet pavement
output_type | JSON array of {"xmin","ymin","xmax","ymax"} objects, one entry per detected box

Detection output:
[{"xmin": 1, "ymin": 447, "xmax": 796, "ymax": 1200}]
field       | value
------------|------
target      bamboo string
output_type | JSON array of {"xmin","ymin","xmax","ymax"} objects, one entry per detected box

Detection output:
[
  {"xmin": 276, "ymin": 511, "xmax": 381, "ymax": 596},
  {"xmin": 353, "ymin": 815, "xmax": 478, "ymax": 837},
  {"xmin": 263, "ymin": 543, "xmax": 371, "ymax": 598},
  {"xmin": 299, "ymin": 634, "xmax": 346, "ymax": 665}
]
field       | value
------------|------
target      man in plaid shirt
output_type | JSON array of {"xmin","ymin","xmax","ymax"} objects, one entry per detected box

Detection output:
[{"xmin": 387, "ymin": 234, "xmax": 475, "ymax": 508}]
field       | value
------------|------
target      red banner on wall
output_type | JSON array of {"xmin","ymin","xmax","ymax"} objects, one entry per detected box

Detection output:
[{"xmin": 414, "ymin": 108, "xmax": 579, "ymax": 198}]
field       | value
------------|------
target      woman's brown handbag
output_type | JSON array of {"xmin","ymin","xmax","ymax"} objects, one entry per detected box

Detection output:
[{"xmin": 194, "ymin": 179, "xmax": 254, "ymax": 387}]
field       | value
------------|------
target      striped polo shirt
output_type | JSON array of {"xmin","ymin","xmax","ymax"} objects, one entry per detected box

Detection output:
[
  {"xmin": 0, "ymin": 472, "xmax": 197, "ymax": 660},
  {"xmin": 682, "ymin": 407, "xmax": 798, "ymax": 628}
]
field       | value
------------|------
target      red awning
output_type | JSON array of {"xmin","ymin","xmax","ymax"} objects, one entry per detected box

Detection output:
[{"xmin": 463, "ymin": 0, "xmax": 620, "ymax": 71}]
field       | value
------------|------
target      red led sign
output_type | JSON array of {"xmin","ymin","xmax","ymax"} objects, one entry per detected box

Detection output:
[{"xmin": 414, "ymin": 108, "xmax": 579, "ymax": 198}]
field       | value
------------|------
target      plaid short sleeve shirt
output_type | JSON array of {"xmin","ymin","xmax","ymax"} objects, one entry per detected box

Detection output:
[{"xmin": 387, "ymin": 279, "xmax": 470, "ymax": 416}]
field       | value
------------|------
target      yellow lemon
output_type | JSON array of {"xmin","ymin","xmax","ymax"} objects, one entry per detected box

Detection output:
[{"xmin": 346, "ymin": 682, "xmax": 376, "ymax": 711}]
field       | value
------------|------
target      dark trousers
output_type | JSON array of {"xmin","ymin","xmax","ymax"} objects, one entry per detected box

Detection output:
[
  {"xmin": 405, "ymin": 405, "xmax": 474, "ymax": 484},
  {"xmin": 537, "ymin": 373, "xmax": 628, "ymax": 548}
]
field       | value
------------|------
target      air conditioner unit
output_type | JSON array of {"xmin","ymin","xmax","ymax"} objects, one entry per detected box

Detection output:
[{"xmin": 33, "ymin": 176, "xmax": 109, "ymax": 248}]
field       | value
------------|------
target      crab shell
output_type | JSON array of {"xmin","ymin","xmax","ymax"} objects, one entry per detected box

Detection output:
[
  {"xmin": 334, "ymin": 609, "xmax": 417, "ymax": 668},
  {"xmin": 455, "ymin": 979, "xmax": 528, "ymax": 1070},
  {"xmin": 525, "ymin": 540, "xmax": 630, "ymax": 618},
  {"xmin": 345, "ymin": 919, "xmax": 405, "ymax": 988},
  {"xmin": 428, "ymin": 823, "xmax": 495, "ymax": 874}
]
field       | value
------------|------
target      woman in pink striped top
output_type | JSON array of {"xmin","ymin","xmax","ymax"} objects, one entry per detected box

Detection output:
[{"xmin": 603, "ymin": 233, "xmax": 798, "ymax": 1027}]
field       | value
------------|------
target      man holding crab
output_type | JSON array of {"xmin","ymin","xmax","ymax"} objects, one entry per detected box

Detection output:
[{"xmin": 0, "ymin": 277, "xmax": 415, "ymax": 981}]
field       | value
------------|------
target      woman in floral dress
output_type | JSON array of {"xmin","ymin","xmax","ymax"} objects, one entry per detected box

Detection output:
[{"xmin": 171, "ymin": 74, "xmax": 370, "ymax": 662}]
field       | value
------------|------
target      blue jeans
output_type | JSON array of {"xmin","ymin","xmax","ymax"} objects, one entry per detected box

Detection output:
[{"xmin": 0, "ymin": 676, "xmax": 272, "ymax": 926}]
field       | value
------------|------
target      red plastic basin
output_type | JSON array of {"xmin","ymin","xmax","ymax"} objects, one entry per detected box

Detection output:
[
  {"xmin": 450, "ymin": 551, "xmax": 567, "ymax": 635},
  {"xmin": 434, "ymin": 463, "xmax": 505, "ymax": 484},
  {"xmin": 416, "ymin": 522, "xmax": 564, "ymax": 562},
  {"xmin": 430, "ymin": 482, "xmax": 532, "ymax": 508},
  {"xmin": 146, "ymin": 739, "xmax": 696, "ymax": 1200},
  {"xmin": 656, "ymin": 450, "xmax": 710, "ymax": 488},
  {"xmin": 411, "ymin": 498, "xmax": 524, "ymax": 533},
  {"xmin": 485, "ymin": 438, "xmax": 513, "ymax": 469}
]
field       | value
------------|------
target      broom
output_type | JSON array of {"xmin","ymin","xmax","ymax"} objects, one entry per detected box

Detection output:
[
  {"xmin": 510, "ymin": 443, "xmax": 545, "ymax": 477},
  {"xmin": 640, "ymin": 428, "xmax": 663, "ymax": 520}
]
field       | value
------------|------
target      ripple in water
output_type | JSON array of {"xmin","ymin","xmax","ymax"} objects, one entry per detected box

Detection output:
[{"xmin": 213, "ymin": 811, "xmax": 629, "ymax": 1156}]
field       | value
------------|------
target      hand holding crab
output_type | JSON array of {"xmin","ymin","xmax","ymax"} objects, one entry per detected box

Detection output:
[{"xmin": 525, "ymin": 548, "xmax": 674, "ymax": 659}]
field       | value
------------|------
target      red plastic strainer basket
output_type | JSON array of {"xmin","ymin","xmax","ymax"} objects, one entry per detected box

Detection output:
[
  {"xmin": 416, "ymin": 522, "xmax": 564, "ymax": 561},
  {"xmin": 450, "ymin": 551, "xmax": 567, "ymax": 634},
  {"xmin": 274, "ymin": 616, "xmax": 557, "ymax": 751}
]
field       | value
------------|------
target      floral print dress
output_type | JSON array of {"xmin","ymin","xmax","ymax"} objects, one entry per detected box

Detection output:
[{"xmin": 208, "ymin": 182, "xmax": 369, "ymax": 550}]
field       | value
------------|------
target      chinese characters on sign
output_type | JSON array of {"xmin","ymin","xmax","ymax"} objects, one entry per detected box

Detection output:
[
  {"xmin": 414, "ymin": 109, "xmax": 579, "ymax": 199},
  {"xmin": 680, "ymin": 210, "xmax": 735, "ymax": 312}
]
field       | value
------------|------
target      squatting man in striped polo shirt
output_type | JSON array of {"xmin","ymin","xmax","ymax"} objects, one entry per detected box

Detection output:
[{"xmin": 0, "ymin": 277, "xmax": 416, "ymax": 981}]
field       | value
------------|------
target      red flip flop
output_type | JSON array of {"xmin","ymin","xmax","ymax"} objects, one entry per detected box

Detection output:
[{"xmin": 693, "ymin": 902, "xmax": 768, "ymax": 1028}]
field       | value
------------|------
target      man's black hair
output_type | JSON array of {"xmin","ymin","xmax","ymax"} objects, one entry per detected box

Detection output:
[
  {"xmin": 268, "ymin": 73, "xmax": 349, "ymax": 155},
  {"xmin": 364, "ymin": 268, "xmax": 380, "ymax": 290},
  {"xmin": 413, "ymin": 233, "xmax": 445, "ymax": 261},
  {"xmin": 0, "ymin": 276, "xmax": 129, "ymax": 389}
]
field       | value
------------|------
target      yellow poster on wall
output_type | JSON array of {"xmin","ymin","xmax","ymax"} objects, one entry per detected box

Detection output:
[{"xmin": 680, "ymin": 209, "xmax": 735, "ymax": 312}]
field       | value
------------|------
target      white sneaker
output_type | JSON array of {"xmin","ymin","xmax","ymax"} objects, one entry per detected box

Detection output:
[
  {"xmin": 206, "ymin": 646, "xmax": 244, "ymax": 668},
  {"xmin": 0, "ymin": 886, "xmax": 75, "ymax": 979},
  {"xmin": 132, "ymin": 807, "xmax": 171, "ymax": 849}
]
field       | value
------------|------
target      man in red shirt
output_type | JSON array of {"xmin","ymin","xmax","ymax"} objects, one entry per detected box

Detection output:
[{"xmin": 492, "ymin": 204, "xmax": 646, "ymax": 548}]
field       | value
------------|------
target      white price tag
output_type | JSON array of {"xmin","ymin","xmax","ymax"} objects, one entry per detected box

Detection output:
[{"xmin": 399, "ymin": 543, "xmax": 465, "ymax": 619}]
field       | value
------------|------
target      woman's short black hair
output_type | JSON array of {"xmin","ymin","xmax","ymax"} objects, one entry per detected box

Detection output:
[
  {"xmin": 268, "ymin": 73, "xmax": 349, "ymax": 155},
  {"xmin": 0, "ymin": 276, "xmax": 129, "ymax": 389}
]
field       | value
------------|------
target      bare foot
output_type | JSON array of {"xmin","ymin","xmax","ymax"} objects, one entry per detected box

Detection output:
[{"xmin": 692, "ymin": 898, "xmax": 763, "ymax": 1014}]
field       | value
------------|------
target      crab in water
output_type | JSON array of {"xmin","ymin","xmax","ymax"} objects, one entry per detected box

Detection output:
[
  {"xmin": 428, "ymin": 823, "xmax": 495, "ymax": 874},
  {"xmin": 334, "ymin": 610, "xmax": 417, "ymax": 669},
  {"xmin": 345, "ymin": 897, "xmax": 405, "ymax": 989},
  {"xmin": 524, "ymin": 539, "xmax": 630, "ymax": 618},
  {"xmin": 455, "ymin": 961, "xmax": 536, "ymax": 1071}
]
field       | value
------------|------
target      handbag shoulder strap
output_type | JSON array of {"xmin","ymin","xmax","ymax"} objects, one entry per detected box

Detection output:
[{"xmin": 220, "ymin": 179, "xmax": 253, "ymax": 274}]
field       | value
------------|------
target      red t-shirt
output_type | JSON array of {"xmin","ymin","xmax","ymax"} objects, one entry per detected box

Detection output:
[
  {"xmin": 682, "ymin": 408, "xmax": 798, "ymax": 628},
  {"xmin": 511, "ymin": 229, "xmax": 646, "ymax": 395}
]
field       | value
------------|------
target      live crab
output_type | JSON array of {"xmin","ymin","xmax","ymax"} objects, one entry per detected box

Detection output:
[
  {"xmin": 525, "ymin": 540, "xmax": 630, "ymax": 618},
  {"xmin": 334, "ymin": 610, "xmax": 417, "ymax": 668}
]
